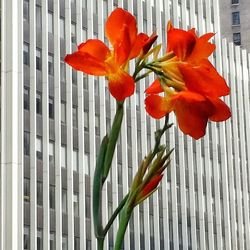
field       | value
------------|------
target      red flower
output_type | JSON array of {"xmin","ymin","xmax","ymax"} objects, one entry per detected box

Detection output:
[
  {"xmin": 65, "ymin": 8, "xmax": 155, "ymax": 101},
  {"xmin": 161, "ymin": 22, "xmax": 230, "ymax": 98},
  {"xmin": 145, "ymin": 89, "xmax": 231, "ymax": 139}
]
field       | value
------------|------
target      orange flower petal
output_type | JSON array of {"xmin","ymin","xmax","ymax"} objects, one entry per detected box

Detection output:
[
  {"xmin": 188, "ymin": 33, "xmax": 215, "ymax": 64},
  {"xmin": 140, "ymin": 174, "xmax": 164, "ymax": 199},
  {"xmin": 142, "ymin": 32, "xmax": 158, "ymax": 55},
  {"xmin": 105, "ymin": 8, "xmax": 137, "ymax": 49},
  {"xmin": 167, "ymin": 28, "xmax": 196, "ymax": 61},
  {"xmin": 145, "ymin": 95, "xmax": 171, "ymax": 119},
  {"xmin": 108, "ymin": 70, "xmax": 135, "ymax": 101},
  {"xmin": 172, "ymin": 91, "xmax": 214, "ymax": 139},
  {"xmin": 179, "ymin": 61, "xmax": 230, "ymax": 97},
  {"xmin": 208, "ymin": 97, "xmax": 231, "ymax": 122},
  {"xmin": 129, "ymin": 33, "xmax": 149, "ymax": 59},
  {"xmin": 65, "ymin": 39, "xmax": 110, "ymax": 75},
  {"xmin": 145, "ymin": 79, "xmax": 163, "ymax": 94}
]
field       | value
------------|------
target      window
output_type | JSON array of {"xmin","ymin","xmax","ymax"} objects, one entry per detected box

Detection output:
[
  {"xmin": 23, "ymin": 43, "xmax": 29, "ymax": 65},
  {"xmin": 49, "ymin": 97, "xmax": 54, "ymax": 119},
  {"xmin": 71, "ymin": 23, "xmax": 76, "ymax": 43},
  {"xmin": 24, "ymin": 131, "xmax": 30, "ymax": 155},
  {"xmin": 36, "ymin": 48, "xmax": 42, "ymax": 70},
  {"xmin": 36, "ymin": 5, "xmax": 42, "ymax": 29},
  {"xmin": 61, "ymin": 145, "xmax": 66, "ymax": 168},
  {"xmin": 95, "ymin": 115, "xmax": 100, "ymax": 135},
  {"xmin": 118, "ymin": 163, "xmax": 122, "ymax": 185},
  {"xmin": 49, "ymin": 141, "xmax": 54, "ymax": 165},
  {"xmin": 232, "ymin": 0, "xmax": 239, "ymax": 4},
  {"xmin": 84, "ymin": 153, "xmax": 90, "ymax": 175},
  {"xmin": 37, "ymin": 182, "xmax": 43, "ymax": 206},
  {"xmin": 232, "ymin": 11, "xmax": 240, "ymax": 25},
  {"xmin": 36, "ymin": 137, "xmax": 42, "ymax": 160},
  {"xmin": 62, "ymin": 190, "xmax": 67, "ymax": 213},
  {"xmin": 48, "ymin": 54, "xmax": 54, "ymax": 76},
  {"xmin": 85, "ymin": 195, "xmax": 91, "ymax": 218},
  {"xmin": 82, "ymin": 0, "xmax": 87, "ymax": 8},
  {"xmin": 74, "ymin": 237, "xmax": 80, "ymax": 250},
  {"xmin": 73, "ymin": 106, "xmax": 78, "ymax": 127},
  {"xmin": 24, "ymin": 178, "xmax": 30, "ymax": 202},
  {"xmin": 84, "ymin": 111, "xmax": 89, "ymax": 131},
  {"xmin": 72, "ymin": 70, "xmax": 77, "ymax": 85},
  {"xmin": 233, "ymin": 32, "xmax": 241, "ymax": 45},
  {"xmin": 50, "ymin": 233, "xmax": 56, "ymax": 250},
  {"xmin": 60, "ymin": 61, "xmax": 66, "ymax": 81},
  {"xmin": 61, "ymin": 102, "xmax": 66, "ymax": 123},
  {"xmin": 48, "ymin": 12, "xmax": 53, "ymax": 33},
  {"xmin": 23, "ymin": 0, "xmax": 29, "ymax": 22},
  {"xmin": 136, "ymin": 91, "xmax": 140, "ymax": 109},
  {"xmin": 49, "ymin": 185, "xmax": 55, "ymax": 209},
  {"xmin": 60, "ymin": 18, "xmax": 65, "ymax": 39},
  {"xmin": 73, "ymin": 150, "xmax": 79, "ymax": 172},
  {"xmin": 62, "ymin": 236, "xmax": 67, "ymax": 250},
  {"xmin": 37, "ymin": 229, "xmax": 43, "ymax": 250},
  {"xmin": 24, "ymin": 87, "xmax": 29, "ymax": 110},
  {"xmin": 73, "ymin": 193, "xmax": 79, "ymax": 216},
  {"xmin": 24, "ymin": 226, "xmax": 30, "ymax": 250},
  {"xmin": 36, "ymin": 92, "xmax": 42, "ymax": 115}
]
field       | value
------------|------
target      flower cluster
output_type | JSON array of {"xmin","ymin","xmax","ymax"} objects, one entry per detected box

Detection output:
[{"xmin": 65, "ymin": 8, "xmax": 231, "ymax": 140}]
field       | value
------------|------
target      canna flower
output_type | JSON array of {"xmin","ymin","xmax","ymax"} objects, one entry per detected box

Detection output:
[
  {"xmin": 65, "ymin": 8, "xmax": 156, "ymax": 101},
  {"xmin": 159, "ymin": 21, "xmax": 230, "ymax": 98},
  {"xmin": 145, "ymin": 80, "xmax": 231, "ymax": 139}
]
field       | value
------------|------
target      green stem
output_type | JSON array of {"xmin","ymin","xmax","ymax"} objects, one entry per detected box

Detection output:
[
  {"xmin": 103, "ymin": 102, "xmax": 124, "ymax": 181},
  {"xmin": 93, "ymin": 136, "xmax": 109, "ymax": 237},
  {"xmin": 97, "ymin": 237, "xmax": 104, "ymax": 250},
  {"xmin": 114, "ymin": 207, "xmax": 133, "ymax": 250},
  {"xmin": 103, "ymin": 194, "xmax": 129, "ymax": 236}
]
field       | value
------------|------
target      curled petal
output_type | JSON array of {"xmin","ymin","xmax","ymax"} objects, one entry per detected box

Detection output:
[
  {"xmin": 179, "ymin": 61, "xmax": 230, "ymax": 97},
  {"xmin": 108, "ymin": 70, "xmax": 135, "ymax": 101},
  {"xmin": 208, "ymin": 97, "xmax": 231, "ymax": 122},
  {"xmin": 65, "ymin": 39, "xmax": 110, "ymax": 75},
  {"xmin": 188, "ymin": 33, "xmax": 215, "ymax": 64},
  {"xmin": 105, "ymin": 8, "xmax": 137, "ymax": 49},
  {"xmin": 145, "ymin": 95, "xmax": 171, "ymax": 119},
  {"xmin": 145, "ymin": 79, "xmax": 163, "ymax": 94},
  {"xmin": 129, "ymin": 33, "xmax": 149, "ymax": 59},
  {"xmin": 167, "ymin": 28, "xmax": 196, "ymax": 61},
  {"xmin": 171, "ymin": 91, "xmax": 215, "ymax": 139},
  {"xmin": 142, "ymin": 32, "xmax": 158, "ymax": 55}
]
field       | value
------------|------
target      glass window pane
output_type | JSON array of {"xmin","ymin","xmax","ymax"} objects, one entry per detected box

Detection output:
[
  {"xmin": 37, "ymin": 182, "xmax": 43, "ymax": 206},
  {"xmin": 24, "ymin": 87, "xmax": 29, "ymax": 110},
  {"xmin": 232, "ymin": 11, "xmax": 240, "ymax": 25},
  {"xmin": 49, "ymin": 98, "xmax": 54, "ymax": 119},
  {"xmin": 36, "ymin": 48, "xmax": 42, "ymax": 70},
  {"xmin": 24, "ymin": 178, "xmax": 30, "ymax": 202},
  {"xmin": 48, "ymin": 54, "xmax": 54, "ymax": 76},
  {"xmin": 50, "ymin": 233, "xmax": 56, "ymax": 250},
  {"xmin": 73, "ymin": 107, "xmax": 78, "ymax": 128},
  {"xmin": 62, "ymin": 236, "xmax": 67, "ymax": 250},
  {"xmin": 37, "ymin": 229, "xmax": 43, "ymax": 250},
  {"xmin": 23, "ymin": 0, "xmax": 29, "ymax": 21},
  {"xmin": 73, "ymin": 150, "xmax": 78, "ymax": 172},
  {"xmin": 36, "ymin": 92, "xmax": 42, "ymax": 115},
  {"xmin": 49, "ymin": 142, "xmax": 54, "ymax": 165},
  {"xmin": 71, "ymin": 23, "xmax": 76, "ymax": 43},
  {"xmin": 84, "ymin": 153, "xmax": 89, "ymax": 175},
  {"xmin": 60, "ymin": 18, "xmax": 65, "ymax": 39},
  {"xmin": 23, "ymin": 43, "xmax": 29, "ymax": 65},
  {"xmin": 60, "ymin": 61, "xmax": 66, "ymax": 82},
  {"xmin": 48, "ymin": 12, "xmax": 53, "ymax": 33},
  {"xmin": 24, "ymin": 226, "xmax": 30, "ymax": 250},
  {"xmin": 84, "ymin": 111, "xmax": 89, "ymax": 131},
  {"xmin": 24, "ymin": 131, "xmax": 30, "ymax": 156},
  {"xmin": 36, "ymin": 6, "xmax": 42, "ymax": 29},
  {"xmin": 233, "ymin": 32, "xmax": 241, "ymax": 45},
  {"xmin": 36, "ymin": 137, "xmax": 42, "ymax": 160},
  {"xmin": 61, "ymin": 145, "xmax": 66, "ymax": 168},
  {"xmin": 61, "ymin": 102, "xmax": 66, "ymax": 123},
  {"xmin": 49, "ymin": 185, "xmax": 55, "ymax": 209},
  {"xmin": 73, "ymin": 193, "xmax": 79, "ymax": 216},
  {"xmin": 62, "ymin": 190, "xmax": 67, "ymax": 213}
]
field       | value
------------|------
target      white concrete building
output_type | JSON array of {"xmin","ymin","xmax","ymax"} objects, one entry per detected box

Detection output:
[{"xmin": 1, "ymin": 0, "xmax": 250, "ymax": 249}]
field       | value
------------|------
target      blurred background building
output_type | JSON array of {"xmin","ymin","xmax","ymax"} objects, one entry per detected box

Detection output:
[
  {"xmin": 219, "ymin": 0, "xmax": 250, "ymax": 50},
  {"xmin": 1, "ymin": 0, "xmax": 250, "ymax": 250}
]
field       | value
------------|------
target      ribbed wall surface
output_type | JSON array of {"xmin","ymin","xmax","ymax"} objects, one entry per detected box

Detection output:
[{"xmin": 1, "ymin": 0, "xmax": 250, "ymax": 250}]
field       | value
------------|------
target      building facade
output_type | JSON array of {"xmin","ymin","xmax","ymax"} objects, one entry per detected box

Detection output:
[
  {"xmin": 219, "ymin": 0, "xmax": 250, "ymax": 51},
  {"xmin": 1, "ymin": 0, "xmax": 250, "ymax": 250}
]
